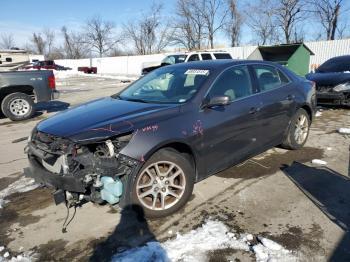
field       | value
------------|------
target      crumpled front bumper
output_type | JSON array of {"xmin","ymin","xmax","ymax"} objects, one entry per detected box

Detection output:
[
  {"xmin": 316, "ymin": 91, "xmax": 349, "ymax": 105},
  {"xmin": 24, "ymin": 155, "xmax": 86, "ymax": 193}
]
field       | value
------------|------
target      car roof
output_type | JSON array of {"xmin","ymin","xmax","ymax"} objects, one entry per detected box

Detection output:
[{"xmin": 164, "ymin": 59, "xmax": 280, "ymax": 70}]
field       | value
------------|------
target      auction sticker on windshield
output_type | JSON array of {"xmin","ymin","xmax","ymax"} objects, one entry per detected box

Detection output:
[{"xmin": 185, "ymin": 69, "xmax": 210, "ymax": 76}]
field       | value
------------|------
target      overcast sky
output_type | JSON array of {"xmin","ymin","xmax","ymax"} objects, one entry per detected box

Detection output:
[{"xmin": 1, "ymin": 0, "xmax": 349, "ymax": 49}]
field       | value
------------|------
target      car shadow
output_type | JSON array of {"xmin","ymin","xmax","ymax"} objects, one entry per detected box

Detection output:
[
  {"xmin": 35, "ymin": 101, "xmax": 70, "ymax": 114},
  {"xmin": 89, "ymin": 204, "xmax": 168, "ymax": 262},
  {"xmin": 282, "ymin": 162, "xmax": 350, "ymax": 260}
]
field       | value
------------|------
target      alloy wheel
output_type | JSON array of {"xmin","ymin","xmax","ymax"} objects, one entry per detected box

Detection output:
[
  {"xmin": 136, "ymin": 161, "xmax": 186, "ymax": 210},
  {"xmin": 294, "ymin": 114, "xmax": 309, "ymax": 144}
]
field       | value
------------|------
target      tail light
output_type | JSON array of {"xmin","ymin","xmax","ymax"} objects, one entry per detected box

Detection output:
[{"xmin": 48, "ymin": 74, "xmax": 56, "ymax": 89}]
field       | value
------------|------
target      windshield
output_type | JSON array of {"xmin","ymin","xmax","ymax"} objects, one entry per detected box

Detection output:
[
  {"xmin": 162, "ymin": 55, "xmax": 187, "ymax": 65},
  {"xmin": 116, "ymin": 67, "xmax": 209, "ymax": 104}
]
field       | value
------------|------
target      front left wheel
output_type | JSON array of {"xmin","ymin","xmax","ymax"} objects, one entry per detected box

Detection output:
[{"xmin": 128, "ymin": 149, "xmax": 195, "ymax": 218}]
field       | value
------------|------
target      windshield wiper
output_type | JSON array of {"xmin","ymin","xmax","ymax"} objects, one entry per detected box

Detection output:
[{"xmin": 123, "ymin": 97, "xmax": 150, "ymax": 103}]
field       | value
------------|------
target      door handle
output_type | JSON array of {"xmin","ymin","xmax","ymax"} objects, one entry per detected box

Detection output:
[
  {"xmin": 249, "ymin": 107, "xmax": 260, "ymax": 114},
  {"xmin": 286, "ymin": 94, "xmax": 295, "ymax": 101}
]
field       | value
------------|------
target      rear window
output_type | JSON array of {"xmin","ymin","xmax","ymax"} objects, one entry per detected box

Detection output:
[
  {"xmin": 253, "ymin": 65, "xmax": 290, "ymax": 91},
  {"xmin": 214, "ymin": 53, "xmax": 232, "ymax": 59}
]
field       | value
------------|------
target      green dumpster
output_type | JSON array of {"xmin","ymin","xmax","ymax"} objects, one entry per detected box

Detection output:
[{"xmin": 248, "ymin": 43, "xmax": 314, "ymax": 76}]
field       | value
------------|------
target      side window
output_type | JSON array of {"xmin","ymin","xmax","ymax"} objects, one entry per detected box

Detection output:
[
  {"xmin": 188, "ymin": 54, "xmax": 200, "ymax": 62},
  {"xmin": 278, "ymin": 70, "xmax": 290, "ymax": 84},
  {"xmin": 201, "ymin": 53, "xmax": 212, "ymax": 60},
  {"xmin": 214, "ymin": 53, "xmax": 232, "ymax": 59},
  {"xmin": 253, "ymin": 65, "xmax": 289, "ymax": 92},
  {"xmin": 6, "ymin": 57, "xmax": 12, "ymax": 62},
  {"xmin": 208, "ymin": 66, "xmax": 253, "ymax": 101}
]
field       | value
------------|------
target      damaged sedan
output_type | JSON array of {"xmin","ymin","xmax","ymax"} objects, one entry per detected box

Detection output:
[
  {"xmin": 25, "ymin": 60, "xmax": 316, "ymax": 218},
  {"xmin": 306, "ymin": 55, "xmax": 350, "ymax": 106}
]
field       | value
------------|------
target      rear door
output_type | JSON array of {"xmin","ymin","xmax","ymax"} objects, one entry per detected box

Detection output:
[
  {"xmin": 250, "ymin": 64, "xmax": 296, "ymax": 147},
  {"xmin": 199, "ymin": 65, "xmax": 263, "ymax": 175}
]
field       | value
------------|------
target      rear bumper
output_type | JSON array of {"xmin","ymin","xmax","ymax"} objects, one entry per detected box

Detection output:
[
  {"xmin": 316, "ymin": 91, "xmax": 349, "ymax": 105},
  {"xmin": 24, "ymin": 155, "xmax": 86, "ymax": 193}
]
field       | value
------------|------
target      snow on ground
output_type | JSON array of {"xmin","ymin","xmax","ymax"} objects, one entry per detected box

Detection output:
[
  {"xmin": 338, "ymin": 128, "xmax": 350, "ymax": 135},
  {"xmin": 0, "ymin": 177, "xmax": 39, "ymax": 208},
  {"xmin": 53, "ymin": 70, "xmax": 138, "ymax": 81},
  {"xmin": 315, "ymin": 111, "xmax": 322, "ymax": 117},
  {"xmin": 112, "ymin": 220, "xmax": 298, "ymax": 262},
  {"xmin": 311, "ymin": 159, "xmax": 327, "ymax": 165},
  {"xmin": 0, "ymin": 246, "xmax": 34, "ymax": 262}
]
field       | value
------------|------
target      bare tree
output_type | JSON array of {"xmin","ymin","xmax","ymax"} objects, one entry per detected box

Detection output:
[
  {"xmin": 309, "ymin": 0, "xmax": 344, "ymax": 40},
  {"xmin": 84, "ymin": 16, "xmax": 120, "ymax": 57},
  {"xmin": 246, "ymin": 0, "xmax": 277, "ymax": 45},
  {"xmin": 0, "ymin": 33, "xmax": 15, "ymax": 49},
  {"xmin": 43, "ymin": 29, "xmax": 55, "ymax": 59},
  {"xmin": 273, "ymin": 0, "xmax": 305, "ymax": 44},
  {"xmin": 61, "ymin": 26, "xmax": 88, "ymax": 59},
  {"xmin": 225, "ymin": 0, "xmax": 242, "ymax": 47},
  {"xmin": 31, "ymin": 33, "xmax": 46, "ymax": 54},
  {"xmin": 124, "ymin": 3, "xmax": 171, "ymax": 55},
  {"xmin": 171, "ymin": 0, "xmax": 206, "ymax": 50},
  {"xmin": 197, "ymin": 0, "xmax": 229, "ymax": 48}
]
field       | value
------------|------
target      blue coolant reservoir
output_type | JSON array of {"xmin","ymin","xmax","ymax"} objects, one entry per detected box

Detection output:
[{"xmin": 100, "ymin": 176, "xmax": 123, "ymax": 204}]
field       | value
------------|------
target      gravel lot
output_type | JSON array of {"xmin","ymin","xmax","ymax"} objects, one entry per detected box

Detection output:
[{"xmin": 0, "ymin": 74, "xmax": 349, "ymax": 261}]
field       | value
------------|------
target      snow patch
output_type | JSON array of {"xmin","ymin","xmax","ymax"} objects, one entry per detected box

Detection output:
[
  {"xmin": 0, "ymin": 246, "xmax": 34, "ymax": 262},
  {"xmin": 338, "ymin": 128, "xmax": 350, "ymax": 135},
  {"xmin": 315, "ymin": 111, "xmax": 322, "ymax": 117},
  {"xmin": 0, "ymin": 177, "xmax": 39, "ymax": 208},
  {"xmin": 311, "ymin": 159, "xmax": 327, "ymax": 165},
  {"xmin": 54, "ymin": 70, "xmax": 138, "ymax": 81},
  {"xmin": 111, "ymin": 220, "xmax": 297, "ymax": 262}
]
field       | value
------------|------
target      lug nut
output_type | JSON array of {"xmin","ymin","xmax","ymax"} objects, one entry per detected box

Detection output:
[
  {"xmin": 153, "ymin": 181, "xmax": 157, "ymax": 184},
  {"xmin": 160, "ymin": 176, "xmax": 164, "ymax": 180},
  {"xmin": 165, "ymin": 181, "xmax": 169, "ymax": 185},
  {"xmin": 162, "ymin": 187, "xmax": 166, "ymax": 192},
  {"xmin": 154, "ymin": 187, "xmax": 159, "ymax": 192}
]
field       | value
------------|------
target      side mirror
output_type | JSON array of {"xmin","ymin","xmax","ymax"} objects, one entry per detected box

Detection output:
[{"xmin": 204, "ymin": 95, "xmax": 230, "ymax": 108}]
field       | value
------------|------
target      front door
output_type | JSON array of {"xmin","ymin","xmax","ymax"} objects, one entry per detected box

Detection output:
[{"xmin": 198, "ymin": 65, "xmax": 264, "ymax": 175}]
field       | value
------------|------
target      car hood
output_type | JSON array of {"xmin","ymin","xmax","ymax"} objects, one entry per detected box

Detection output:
[
  {"xmin": 36, "ymin": 97, "xmax": 180, "ymax": 142},
  {"xmin": 305, "ymin": 72, "xmax": 350, "ymax": 86}
]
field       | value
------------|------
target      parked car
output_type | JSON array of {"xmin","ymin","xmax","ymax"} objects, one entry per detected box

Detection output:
[
  {"xmin": 141, "ymin": 51, "xmax": 233, "ymax": 75},
  {"xmin": 25, "ymin": 60, "xmax": 315, "ymax": 218},
  {"xmin": 78, "ymin": 66, "xmax": 97, "ymax": 74},
  {"xmin": 306, "ymin": 55, "xmax": 350, "ymax": 106},
  {"xmin": 0, "ymin": 70, "xmax": 59, "ymax": 121},
  {"xmin": 22, "ymin": 60, "xmax": 71, "ymax": 71}
]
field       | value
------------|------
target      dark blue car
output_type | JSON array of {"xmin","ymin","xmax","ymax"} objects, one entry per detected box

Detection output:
[
  {"xmin": 306, "ymin": 55, "xmax": 350, "ymax": 106},
  {"xmin": 25, "ymin": 60, "xmax": 316, "ymax": 218}
]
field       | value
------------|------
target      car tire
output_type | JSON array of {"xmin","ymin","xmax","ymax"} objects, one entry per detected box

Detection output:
[
  {"xmin": 281, "ymin": 108, "xmax": 310, "ymax": 150},
  {"xmin": 126, "ymin": 148, "xmax": 195, "ymax": 218},
  {"xmin": 1, "ymin": 92, "xmax": 35, "ymax": 121}
]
